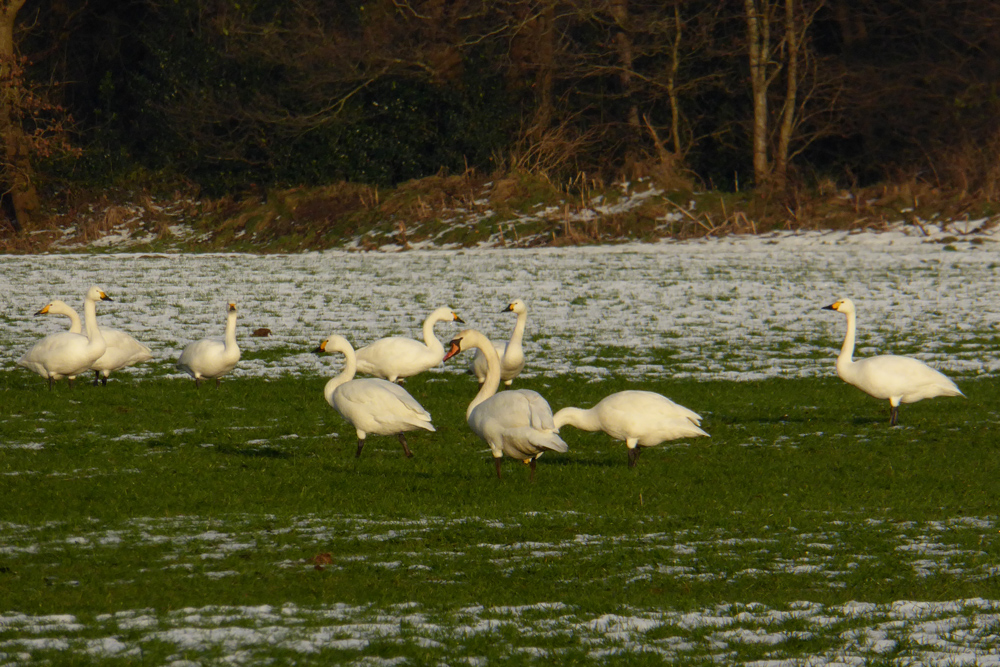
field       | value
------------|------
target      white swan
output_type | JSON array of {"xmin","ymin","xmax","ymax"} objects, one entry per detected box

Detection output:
[
  {"xmin": 315, "ymin": 333, "xmax": 435, "ymax": 458},
  {"xmin": 553, "ymin": 390, "xmax": 709, "ymax": 467},
  {"xmin": 17, "ymin": 287, "xmax": 111, "ymax": 389},
  {"xmin": 443, "ymin": 328, "xmax": 567, "ymax": 480},
  {"xmin": 26, "ymin": 298, "xmax": 153, "ymax": 386},
  {"xmin": 355, "ymin": 306, "xmax": 464, "ymax": 382},
  {"xmin": 823, "ymin": 298, "xmax": 964, "ymax": 425},
  {"xmin": 177, "ymin": 303, "xmax": 241, "ymax": 388},
  {"xmin": 471, "ymin": 299, "xmax": 527, "ymax": 388}
]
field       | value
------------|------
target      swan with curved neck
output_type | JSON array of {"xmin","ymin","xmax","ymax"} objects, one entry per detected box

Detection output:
[
  {"xmin": 471, "ymin": 299, "xmax": 528, "ymax": 388},
  {"xmin": 356, "ymin": 306, "xmax": 464, "ymax": 382},
  {"xmin": 443, "ymin": 328, "xmax": 567, "ymax": 480},
  {"xmin": 18, "ymin": 287, "xmax": 111, "ymax": 389},
  {"xmin": 177, "ymin": 303, "xmax": 240, "ymax": 388},
  {"xmin": 823, "ymin": 298, "xmax": 963, "ymax": 425},
  {"xmin": 554, "ymin": 390, "xmax": 708, "ymax": 467},
  {"xmin": 315, "ymin": 333, "xmax": 434, "ymax": 458}
]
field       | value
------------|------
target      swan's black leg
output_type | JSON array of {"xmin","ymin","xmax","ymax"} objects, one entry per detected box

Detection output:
[
  {"xmin": 93, "ymin": 371, "xmax": 100, "ymax": 386},
  {"xmin": 67, "ymin": 377, "xmax": 74, "ymax": 389},
  {"xmin": 101, "ymin": 374, "xmax": 108, "ymax": 387},
  {"xmin": 47, "ymin": 376, "xmax": 54, "ymax": 390},
  {"xmin": 215, "ymin": 378, "xmax": 221, "ymax": 388},
  {"xmin": 890, "ymin": 405, "xmax": 899, "ymax": 426},
  {"xmin": 529, "ymin": 457, "xmax": 537, "ymax": 482},
  {"xmin": 494, "ymin": 457, "xmax": 503, "ymax": 479},
  {"xmin": 194, "ymin": 377, "xmax": 201, "ymax": 388},
  {"xmin": 628, "ymin": 447, "xmax": 640, "ymax": 468},
  {"xmin": 356, "ymin": 438, "xmax": 366, "ymax": 458},
  {"xmin": 397, "ymin": 434, "xmax": 414, "ymax": 458}
]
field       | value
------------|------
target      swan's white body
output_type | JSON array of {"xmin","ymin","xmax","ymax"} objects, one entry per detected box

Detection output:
[
  {"xmin": 355, "ymin": 306, "xmax": 464, "ymax": 382},
  {"xmin": 444, "ymin": 328, "xmax": 567, "ymax": 479},
  {"xmin": 177, "ymin": 303, "xmax": 241, "ymax": 387},
  {"xmin": 471, "ymin": 299, "xmax": 527, "ymax": 387},
  {"xmin": 824, "ymin": 298, "xmax": 963, "ymax": 425},
  {"xmin": 17, "ymin": 288, "xmax": 111, "ymax": 389},
  {"xmin": 90, "ymin": 328, "xmax": 153, "ymax": 385},
  {"xmin": 554, "ymin": 390, "xmax": 708, "ymax": 467},
  {"xmin": 316, "ymin": 334, "xmax": 435, "ymax": 458}
]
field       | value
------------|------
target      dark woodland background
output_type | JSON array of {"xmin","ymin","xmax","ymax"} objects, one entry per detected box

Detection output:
[{"xmin": 3, "ymin": 0, "xmax": 1000, "ymax": 232}]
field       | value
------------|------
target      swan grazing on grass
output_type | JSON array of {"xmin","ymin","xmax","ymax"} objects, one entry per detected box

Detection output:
[
  {"xmin": 443, "ymin": 328, "xmax": 567, "ymax": 480},
  {"xmin": 17, "ymin": 287, "xmax": 111, "ymax": 389},
  {"xmin": 315, "ymin": 334, "xmax": 435, "ymax": 458},
  {"xmin": 471, "ymin": 299, "xmax": 527, "ymax": 389},
  {"xmin": 553, "ymin": 390, "xmax": 709, "ymax": 467},
  {"xmin": 177, "ymin": 303, "xmax": 240, "ymax": 388},
  {"xmin": 823, "ymin": 298, "xmax": 964, "ymax": 425},
  {"xmin": 355, "ymin": 306, "xmax": 464, "ymax": 382}
]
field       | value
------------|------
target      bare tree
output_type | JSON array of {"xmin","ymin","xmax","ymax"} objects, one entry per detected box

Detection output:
[{"xmin": 0, "ymin": 0, "xmax": 38, "ymax": 232}]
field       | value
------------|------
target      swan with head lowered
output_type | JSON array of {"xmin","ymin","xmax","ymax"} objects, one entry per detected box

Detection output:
[
  {"xmin": 17, "ymin": 287, "xmax": 111, "ymax": 389},
  {"xmin": 315, "ymin": 334, "xmax": 435, "ymax": 458},
  {"xmin": 177, "ymin": 303, "xmax": 240, "ymax": 388},
  {"xmin": 823, "ymin": 298, "xmax": 963, "ymax": 425},
  {"xmin": 355, "ymin": 306, "xmax": 464, "ymax": 382},
  {"xmin": 470, "ymin": 299, "xmax": 527, "ymax": 389},
  {"xmin": 443, "ymin": 328, "xmax": 567, "ymax": 480},
  {"xmin": 554, "ymin": 390, "xmax": 709, "ymax": 467}
]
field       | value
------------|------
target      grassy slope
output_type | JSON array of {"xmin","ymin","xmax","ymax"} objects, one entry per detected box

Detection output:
[{"xmin": 3, "ymin": 361, "xmax": 998, "ymax": 619}]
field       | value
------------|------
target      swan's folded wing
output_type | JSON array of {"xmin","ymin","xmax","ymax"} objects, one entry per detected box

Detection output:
[
  {"xmin": 501, "ymin": 427, "xmax": 568, "ymax": 458},
  {"xmin": 340, "ymin": 379, "xmax": 434, "ymax": 423}
]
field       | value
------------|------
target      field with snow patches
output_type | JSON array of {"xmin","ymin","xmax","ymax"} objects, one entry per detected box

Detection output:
[{"xmin": 3, "ymin": 226, "xmax": 1000, "ymax": 665}]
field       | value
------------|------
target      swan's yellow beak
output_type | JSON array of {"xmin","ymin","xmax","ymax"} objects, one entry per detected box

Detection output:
[
  {"xmin": 35, "ymin": 304, "xmax": 51, "ymax": 315},
  {"xmin": 100, "ymin": 292, "xmax": 113, "ymax": 302},
  {"xmin": 442, "ymin": 339, "xmax": 462, "ymax": 362},
  {"xmin": 228, "ymin": 303, "xmax": 237, "ymax": 312},
  {"xmin": 453, "ymin": 313, "xmax": 465, "ymax": 324},
  {"xmin": 823, "ymin": 301, "xmax": 842, "ymax": 312},
  {"xmin": 503, "ymin": 303, "xmax": 514, "ymax": 313},
  {"xmin": 313, "ymin": 340, "xmax": 327, "ymax": 354}
]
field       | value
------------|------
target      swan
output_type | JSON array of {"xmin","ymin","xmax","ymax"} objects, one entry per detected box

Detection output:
[
  {"xmin": 823, "ymin": 298, "xmax": 964, "ymax": 425},
  {"xmin": 471, "ymin": 299, "xmax": 527, "ymax": 388},
  {"xmin": 315, "ymin": 333, "xmax": 435, "ymax": 458},
  {"xmin": 17, "ymin": 287, "xmax": 111, "ymax": 389},
  {"xmin": 443, "ymin": 328, "xmax": 567, "ymax": 480},
  {"xmin": 26, "ymin": 299, "xmax": 153, "ymax": 385},
  {"xmin": 355, "ymin": 306, "xmax": 464, "ymax": 382},
  {"xmin": 553, "ymin": 390, "xmax": 709, "ymax": 467},
  {"xmin": 177, "ymin": 303, "xmax": 241, "ymax": 388}
]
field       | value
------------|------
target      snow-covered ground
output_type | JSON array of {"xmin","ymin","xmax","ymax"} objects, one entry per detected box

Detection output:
[{"xmin": 3, "ymin": 224, "xmax": 998, "ymax": 383}]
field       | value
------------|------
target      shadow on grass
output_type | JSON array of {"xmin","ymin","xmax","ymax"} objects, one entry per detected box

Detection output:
[{"xmin": 218, "ymin": 445, "xmax": 293, "ymax": 459}]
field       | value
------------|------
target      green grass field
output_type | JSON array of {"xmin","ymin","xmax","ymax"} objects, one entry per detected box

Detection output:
[{"xmin": 2, "ymin": 362, "xmax": 998, "ymax": 664}]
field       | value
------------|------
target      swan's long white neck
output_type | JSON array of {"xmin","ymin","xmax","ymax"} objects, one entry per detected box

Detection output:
[
  {"xmin": 553, "ymin": 407, "xmax": 600, "ymax": 432},
  {"xmin": 59, "ymin": 305, "xmax": 82, "ymax": 334},
  {"xmin": 837, "ymin": 309, "xmax": 857, "ymax": 369},
  {"xmin": 83, "ymin": 296, "xmax": 106, "ymax": 352},
  {"xmin": 323, "ymin": 344, "xmax": 357, "ymax": 404},
  {"xmin": 464, "ymin": 330, "xmax": 502, "ymax": 418},
  {"xmin": 224, "ymin": 310, "xmax": 239, "ymax": 352},
  {"xmin": 507, "ymin": 309, "xmax": 527, "ymax": 353},
  {"xmin": 421, "ymin": 314, "xmax": 446, "ymax": 354}
]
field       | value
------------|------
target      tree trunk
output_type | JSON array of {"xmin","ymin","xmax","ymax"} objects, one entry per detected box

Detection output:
[
  {"xmin": 529, "ymin": 2, "xmax": 556, "ymax": 140},
  {"xmin": 0, "ymin": 0, "xmax": 37, "ymax": 233},
  {"xmin": 773, "ymin": 0, "xmax": 799, "ymax": 189},
  {"xmin": 744, "ymin": 0, "xmax": 771, "ymax": 187},
  {"xmin": 610, "ymin": 0, "xmax": 640, "ymax": 130}
]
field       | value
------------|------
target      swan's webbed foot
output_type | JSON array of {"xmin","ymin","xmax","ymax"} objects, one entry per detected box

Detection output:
[
  {"xmin": 356, "ymin": 438, "xmax": 366, "ymax": 458},
  {"xmin": 398, "ymin": 434, "xmax": 414, "ymax": 458}
]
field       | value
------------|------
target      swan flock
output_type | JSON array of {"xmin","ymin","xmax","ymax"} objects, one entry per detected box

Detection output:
[{"xmin": 16, "ymin": 291, "xmax": 968, "ymax": 477}]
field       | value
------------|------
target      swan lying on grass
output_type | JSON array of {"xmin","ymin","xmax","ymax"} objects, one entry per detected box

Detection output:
[
  {"xmin": 444, "ymin": 328, "xmax": 567, "ymax": 480},
  {"xmin": 471, "ymin": 299, "xmax": 527, "ymax": 389},
  {"xmin": 315, "ymin": 333, "xmax": 435, "ymax": 459},
  {"xmin": 823, "ymin": 298, "xmax": 963, "ymax": 426},
  {"xmin": 177, "ymin": 303, "xmax": 240, "ymax": 388},
  {"xmin": 356, "ymin": 306, "xmax": 464, "ymax": 383},
  {"xmin": 18, "ymin": 287, "xmax": 111, "ymax": 389},
  {"xmin": 554, "ymin": 390, "xmax": 708, "ymax": 467}
]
